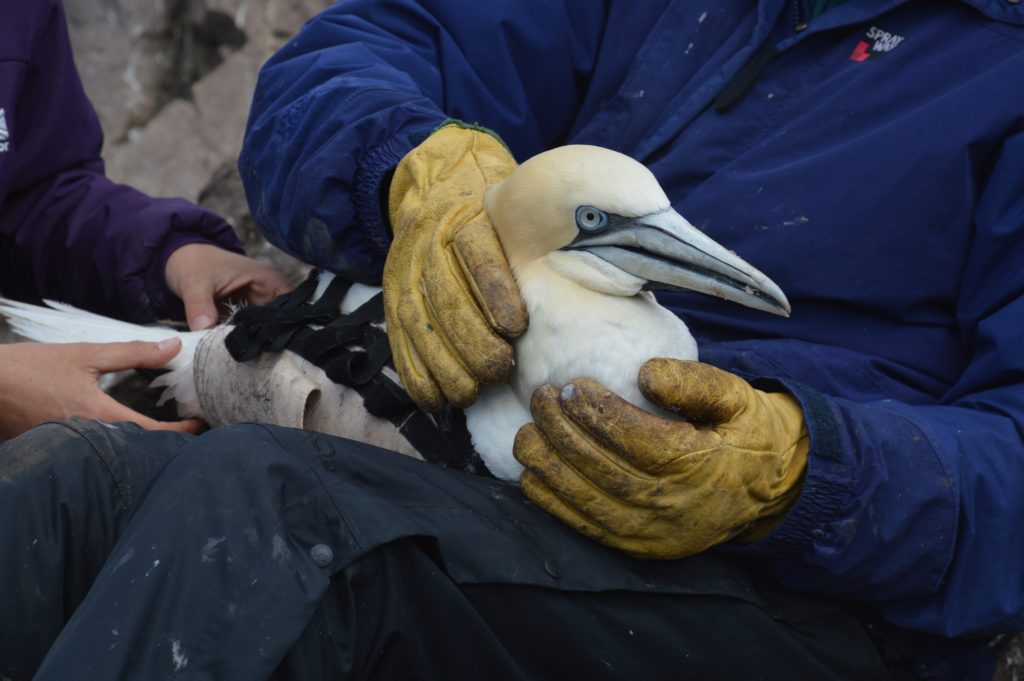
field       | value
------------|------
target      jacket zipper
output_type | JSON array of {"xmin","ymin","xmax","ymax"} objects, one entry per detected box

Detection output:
[{"xmin": 792, "ymin": 0, "xmax": 809, "ymax": 31}]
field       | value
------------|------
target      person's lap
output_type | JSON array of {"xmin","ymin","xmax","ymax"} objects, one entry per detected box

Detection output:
[{"xmin": 2, "ymin": 419, "xmax": 894, "ymax": 680}]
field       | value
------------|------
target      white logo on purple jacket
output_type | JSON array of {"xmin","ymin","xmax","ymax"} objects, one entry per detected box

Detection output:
[{"xmin": 0, "ymin": 108, "xmax": 9, "ymax": 153}]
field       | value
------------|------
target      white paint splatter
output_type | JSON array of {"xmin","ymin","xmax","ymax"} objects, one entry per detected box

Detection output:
[
  {"xmin": 271, "ymin": 534, "xmax": 289, "ymax": 563},
  {"xmin": 698, "ymin": 11, "xmax": 708, "ymax": 23},
  {"xmin": 145, "ymin": 560, "xmax": 160, "ymax": 578},
  {"xmin": 171, "ymin": 640, "xmax": 188, "ymax": 671},
  {"xmin": 201, "ymin": 536, "xmax": 227, "ymax": 563},
  {"xmin": 111, "ymin": 547, "xmax": 135, "ymax": 574},
  {"xmin": 684, "ymin": 42, "xmax": 694, "ymax": 55},
  {"xmin": 783, "ymin": 216, "xmax": 810, "ymax": 226}
]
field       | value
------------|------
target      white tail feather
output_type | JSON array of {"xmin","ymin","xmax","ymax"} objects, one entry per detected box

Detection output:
[
  {"xmin": 0, "ymin": 298, "xmax": 205, "ymax": 371},
  {"xmin": 0, "ymin": 297, "xmax": 208, "ymax": 416},
  {"xmin": 150, "ymin": 364, "xmax": 201, "ymax": 418}
]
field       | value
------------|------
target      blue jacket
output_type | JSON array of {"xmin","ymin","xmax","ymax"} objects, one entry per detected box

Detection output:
[
  {"xmin": 0, "ymin": 0, "xmax": 242, "ymax": 322},
  {"xmin": 241, "ymin": 0, "xmax": 1024, "ymax": 672}
]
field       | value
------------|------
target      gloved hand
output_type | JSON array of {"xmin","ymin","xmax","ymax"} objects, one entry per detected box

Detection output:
[
  {"xmin": 384, "ymin": 122, "xmax": 528, "ymax": 412},
  {"xmin": 514, "ymin": 358, "xmax": 809, "ymax": 559}
]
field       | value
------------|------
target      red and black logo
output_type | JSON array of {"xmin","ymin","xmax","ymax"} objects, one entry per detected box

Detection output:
[{"xmin": 850, "ymin": 26, "xmax": 905, "ymax": 62}]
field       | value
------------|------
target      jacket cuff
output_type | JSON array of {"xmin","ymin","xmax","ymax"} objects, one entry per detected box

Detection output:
[
  {"xmin": 726, "ymin": 377, "xmax": 854, "ymax": 557},
  {"xmin": 352, "ymin": 123, "xmax": 441, "ymax": 262}
]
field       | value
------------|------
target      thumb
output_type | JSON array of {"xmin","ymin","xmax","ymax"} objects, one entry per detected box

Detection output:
[
  {"xmin": 90, "ymin": 338, "xmax": 184, "ymax": 374},
  {"xmin": 179, "ymin": 282, "xmax": 219, "ymax": 330},
  {"xmin": 638, "ymin": 358, "xmax": 752, "ymax": 423}
]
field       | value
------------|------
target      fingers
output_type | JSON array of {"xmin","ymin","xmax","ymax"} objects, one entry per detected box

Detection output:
[
  {"xmin": 421, "ymin": 234, "xmax": 514, "ymax": 384},
  {"xmin": 148, "ymin": 418, "xmax": 206, "ymax": 434},
  {"xmin": 242, "ymin": 266, "xmax": 293, "ymax": 305},
  {"xmin": 519, "ymin": 467, "xmax": 612, "ymax": 544},
  {"xmin": 515, "ymin": 425, "xmax": 636, "ymax": 537},
  {"xmin": 549, "ymin": 377, "xmax": 719, "ymax": 475},
  {"xmin": 90, "ymin": 393, "xmax": 205, "ymax": 434},
  {"xmin": 165, "ymin": 243, "xmax": 295, "ymax": 330},
  {"xmin": 181, "ymin": 288, "xmax": 219, "ymax": 330},
  {"xmin": 386, "ymin": 321, "xmax": 446, "ymax": 412},
  {"xmin": 88, "ymin": 338, "xmax": 183, "ymax": 374},
  {"xmin": 396, "ymin": 284, "xmax": 478, "ymax": 408},
  {"xmin": 516, "ymin": 432, "xmax": 668, "ymax": 558},
  {"xmin": 215, "ymin": 259, "xmax": 293, "ymax": 308},
  {"xmin": 517, "ymin": 386, "xmax": 657, "ymax": 501},
  {"xmin": 639, "ymin": 358, "xmax": 753, "ymax": 423},
  {"xmin": 451, "ymin": 216, "xmax": 528, "ymax": 338}
]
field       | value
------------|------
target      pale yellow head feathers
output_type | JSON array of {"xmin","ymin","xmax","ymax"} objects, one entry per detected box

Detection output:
[{"xmin": 484, "ymin": 145, "xmax": 671, "ymax": 270}]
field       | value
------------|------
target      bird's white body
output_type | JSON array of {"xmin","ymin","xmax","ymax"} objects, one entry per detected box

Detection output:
[
  {"xmin": 461, "ymin": 145, "xmax": 788, "ymax": 479},
  {"xmin": 465, "ymin": 257, "xmax": 696, "ymax": 479}
]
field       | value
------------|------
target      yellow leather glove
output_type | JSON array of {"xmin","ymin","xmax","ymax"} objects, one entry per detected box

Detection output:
[
  {"xmin": 384, "ymin": 122, "xmax": 528, "ymax": 411},
  {"xmin": 513, "ymin": 359, "xmax": 809, "ymax": 559}
]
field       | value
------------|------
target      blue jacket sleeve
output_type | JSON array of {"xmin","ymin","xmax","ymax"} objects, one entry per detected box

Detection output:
[
  {"xmin": 238, "ymin": 0, "xmax": 615, "ymax": 283},
  {"xmin": 725, "ymin": 131, "xmax": 1024, "ymax": 639},
  {"xmin": 0, "ymin": 0, "xmax": 243, "ymax": 323}
]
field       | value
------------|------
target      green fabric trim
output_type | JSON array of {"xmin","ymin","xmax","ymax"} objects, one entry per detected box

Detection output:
[
  {"xmin": 810, "ymin": 0, "xmax": 850, "ymax": 19},
  {"xmin": 434, "ymin": 118, "xmax": 511, "ymax": 153}
]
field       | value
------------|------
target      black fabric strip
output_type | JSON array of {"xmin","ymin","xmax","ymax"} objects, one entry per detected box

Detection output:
[
  {"xmin": 714, "ymin": 44, "xmax": 779, "ymax": 113},
  {"xmin": 225, "ymin": 271, "xmax": 354, "ymax": 361},
  {"xmin": 223, "ymin": 272, "xmax": 483, "ymax": 474}
]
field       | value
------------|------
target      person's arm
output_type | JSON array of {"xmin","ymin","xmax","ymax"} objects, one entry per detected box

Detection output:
[
  {"xmin": 0, "ymin": 0, "xmax": 280, "ymax": 324},
  {"xmin": 517, "ymin": 130, "xmax": 1024, "ymax": 639},
  {"xmin": 730, "ymin": 130, "xmax": 1024, "ymax": 638},
  {"xmin": 239, "ymin": 0, "xmax": 618, "ymax": 283}
]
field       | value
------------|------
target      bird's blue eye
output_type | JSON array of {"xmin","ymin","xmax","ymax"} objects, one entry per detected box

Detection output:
[{"xmin": 575, "ymin": 206, "xmax": 608, "ymax": 231}]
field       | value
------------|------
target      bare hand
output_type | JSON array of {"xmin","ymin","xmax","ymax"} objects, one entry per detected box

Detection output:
[
  {"xmin": 0, "ymin": 340, "xmax": 205, "ymax": 441},
  {"xmin": 165, "ymin": 243, "xmax": 293, "ymax": 330}
]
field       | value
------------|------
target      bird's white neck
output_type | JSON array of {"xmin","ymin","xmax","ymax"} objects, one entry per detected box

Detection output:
[{"xmin": 508, "ymin": 255, "xmax": 697, "ymax": 408}]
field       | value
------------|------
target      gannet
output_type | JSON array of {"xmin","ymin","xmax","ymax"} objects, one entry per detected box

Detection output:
[
  {"xmin": 0, "ymin": 145, "xmax": 788, "ymax": 482},
  {"xmin": 462, "ymin": 145, "xmax": 788, "ymax": 479}
]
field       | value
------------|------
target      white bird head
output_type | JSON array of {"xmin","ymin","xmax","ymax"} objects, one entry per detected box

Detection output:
[{"xmin": 484, "ymin": 145, "xmax": 790, "ymax": 316}]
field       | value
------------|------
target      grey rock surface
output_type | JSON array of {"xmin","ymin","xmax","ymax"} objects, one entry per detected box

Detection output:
[{"xmin": 65, "ymin": 0, "xmax": 332, "ymax": 283}]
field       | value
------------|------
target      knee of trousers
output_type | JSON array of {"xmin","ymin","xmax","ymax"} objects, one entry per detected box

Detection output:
[{"xmin": 0, "ymin": 418, "xmax": 191, "ymax": 514}]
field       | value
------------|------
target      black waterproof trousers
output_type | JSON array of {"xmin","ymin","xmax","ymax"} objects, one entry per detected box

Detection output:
[{"xmin": 0, "ymin": 419, "xmax": 905, "ymax": 680}]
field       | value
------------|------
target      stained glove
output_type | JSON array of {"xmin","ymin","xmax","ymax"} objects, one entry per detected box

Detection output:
[
  {"xmin": 384, "ymin": 122, "xmax": 528, "ymax": 411},
  {"xmin": 514, "ymin": 359, "xmax": 809, "ymax": 559}
]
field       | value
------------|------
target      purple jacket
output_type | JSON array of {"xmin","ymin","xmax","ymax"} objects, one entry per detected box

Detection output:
[{"xmin": 0, "ymin": 0, "xmax": 242, "ymax": 322}]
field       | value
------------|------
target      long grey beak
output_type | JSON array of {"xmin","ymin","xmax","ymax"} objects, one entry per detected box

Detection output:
[{"xmin": 569, "ymin": 209, "xmax": 791, "ymax": 316}]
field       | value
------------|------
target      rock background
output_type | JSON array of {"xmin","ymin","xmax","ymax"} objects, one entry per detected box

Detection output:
[
  {"xmin": 67, "ymin": 0, "xmax": 333, "ymax": 278},
  {"xmin": 0, "ymin": 0, "xmax": 325, "ymax": 341},
  {"xmin": 1, "ymin": 2, "xmax": 1022, "ymax": 675}
]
